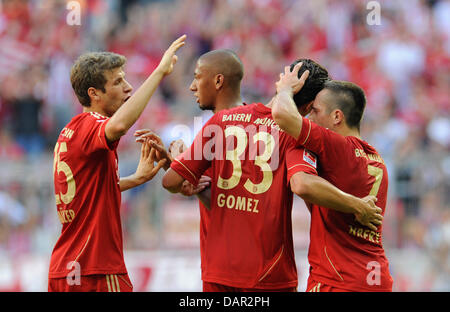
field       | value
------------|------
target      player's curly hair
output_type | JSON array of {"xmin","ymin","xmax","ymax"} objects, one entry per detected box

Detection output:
[
  {"xmin": 70, "ymin": 52, "xmax": 127, "ymax": 107},
  {"xmin": 289, "ymin": 58, "xmax": 330, "ymax": 109}
]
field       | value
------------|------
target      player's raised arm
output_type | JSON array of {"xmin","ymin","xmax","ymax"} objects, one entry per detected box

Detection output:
[
  {"xmin": 105, "ymin": 35, "xmax": 186, "ymax": 142},
  {"xmin": 271, "ymin": 63, "xmax": 309, "ymax": 140}
]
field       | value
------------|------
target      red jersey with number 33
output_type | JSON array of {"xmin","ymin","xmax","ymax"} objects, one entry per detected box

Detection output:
[
  {"xmin": 170, "ymin": 103, "xmax": 317, "ymax": 289},
  {"xmin": 49, "ymin": 112, "xmax": 127, "ymax": 278},
  {"xmin": 296, "ymin": 118, "xmax": 393, "ymax": 291}
]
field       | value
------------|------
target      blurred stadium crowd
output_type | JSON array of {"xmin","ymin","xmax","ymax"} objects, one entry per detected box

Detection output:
[{"xmin": 0, "ymin": 0, "xmax": 449, "ymax": 291}]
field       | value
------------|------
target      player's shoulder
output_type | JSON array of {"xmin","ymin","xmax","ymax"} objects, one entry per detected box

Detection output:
[
  {"xmin": 349, "ymin": 137, "xmax": 386, "ymax": 164},
  {"xmin": 211, "ymin": 102, "xmax": 263, "ymax": 124},
  {"xmin": 348, "ymin": 136, "xmax": 380, "ymax": 154},
  {"xmin": 85, "ymin": 111, "xmax": 109, "ymax": 121},
  {"xmin": 220, "ymin": 102, "xmax": 260, "ymax": 115},
  {"xmin": 59, "ymin": 112, "xmax": 108, "ymax": 138},
  {"xmin": 72, "ymin": 112, "xmax": 109, "ymax": 126}
]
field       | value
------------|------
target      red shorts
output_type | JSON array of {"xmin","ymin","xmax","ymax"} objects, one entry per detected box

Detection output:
[
  {"xmin": 306, "ymin": 278, "xmax": 351, "ymax": 292},
  {"xmin": 48, "ymin": 274, "xmax": 133, "ymax": 292},
  {"xmin": 203, "ymin": 281, "xmax": 296, "ymax": 292}
]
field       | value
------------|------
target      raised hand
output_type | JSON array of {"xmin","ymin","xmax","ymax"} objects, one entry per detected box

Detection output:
[
  {"xmin": 275, "ymin": 62, "xmax": 310, "ymax": 96},
  {"xmin": 354, "ymin": 195, "xmax": 383, "ymax": 231},
  {"xmin": 156, "ymin": 34, "xmax": 187, "ymax": 76}
]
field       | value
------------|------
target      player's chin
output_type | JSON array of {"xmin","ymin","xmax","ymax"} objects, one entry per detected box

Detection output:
[{"xmin": 199, "ymin": 103, "xmax": 211, "ymax": 111}]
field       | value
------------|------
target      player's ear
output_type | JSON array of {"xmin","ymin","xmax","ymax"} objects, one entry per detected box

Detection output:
[
  {"xmin": 215, "ymin": 74, "xmax": 224, "ymax": 90},
  {"xmin": 333, "ymin": 109, "xmax": 345, "ymax": 126},
  {"xmin": 88, "ymin": 87, "xmax": 101, "ymax": 103}
]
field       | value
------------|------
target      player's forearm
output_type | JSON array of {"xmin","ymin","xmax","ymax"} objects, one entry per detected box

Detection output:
[
  {"xmin": 119, "ymin": 173, "xmax": 147, "ymax": 192},
  {"xmin": 162, "ymin": 168, "xmax": 185, "ymax": 193},
  {"xmin": 272, "ymin": 90, "xmax": 302, "ymax": 140},
  {"xmin": 106, "ymin": 69, "xmax": 165, "ymax": 142},
  {"xmin": 291, "ymin": 172, "xmax": 362, "ymax": 215}
]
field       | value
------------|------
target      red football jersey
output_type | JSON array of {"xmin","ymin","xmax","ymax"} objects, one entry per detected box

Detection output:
[
  {"xmin": 49, "ymin": 112, "xmax": 127, "ymax": 278},
  {"xmin": 296, "ymin": 117, "xmax": 393, "ymax": 291},
  {"xmin": 170, "ymin": 103, "xmax": 317, "ymax": 289}
]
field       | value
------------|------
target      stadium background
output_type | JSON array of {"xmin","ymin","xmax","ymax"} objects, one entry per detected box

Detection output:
[{"xmin": 0, "ymin": 0, "xmax": 448, "ymax": 291}]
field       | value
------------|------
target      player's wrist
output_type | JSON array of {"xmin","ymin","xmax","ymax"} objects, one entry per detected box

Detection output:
[
  {"xmin": 349, "ymin": 195, "xmax": 364, "ymax": 216},
  {"xmin": 150, "ymin": 66, "xmax": 166, "ymax": 80},
  {"xmin": 277, "ymin": 87, "xmax": 294, "ymax": 98},
  {"xmin": 163, "ymin": 160, "xmax": 171, "ymax": 171},
  {"xmin": 134, "ymin": 172, "xmax": 149, "ymax": 185}
]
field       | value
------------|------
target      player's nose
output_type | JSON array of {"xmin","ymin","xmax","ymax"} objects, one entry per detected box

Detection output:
[
  {"xmin": 189, "ymin": 80, "xmax": 196, "ymax": 91},
  {"xmin": 124, "ymin": 80, "xmax": 133, "ymax": 93}
]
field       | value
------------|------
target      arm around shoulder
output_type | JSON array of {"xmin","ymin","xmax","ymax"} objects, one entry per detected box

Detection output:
[
  {"xmin": 290, "ymin": 171, "xmax": 360, "ymax": 215},
  {"xmin": 290, "ymin": 172, "xmax": 383, "ymax": 231}
]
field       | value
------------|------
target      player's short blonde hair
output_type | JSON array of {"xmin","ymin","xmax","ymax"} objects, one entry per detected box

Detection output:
[{"xmin": 70, "ymin": 52, "xmax": 126, "ymax": 107}]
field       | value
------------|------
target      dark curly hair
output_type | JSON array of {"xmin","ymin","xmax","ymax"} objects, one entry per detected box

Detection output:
[{"xmin": 289, "ymin": 58, "xmax": 330, "ymax": 109}]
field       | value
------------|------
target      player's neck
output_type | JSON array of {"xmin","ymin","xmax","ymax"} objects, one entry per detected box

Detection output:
[
  {"xmin": 213, "ymin": 94, "xmax": 242, "ymax": 113},
  {"xmin": 338, "ymin": 126, "xmax": 361, "ymax": 139},
  {"xmin": 83, "ymin": 106, "xmax": 109, "ymax": 118}
]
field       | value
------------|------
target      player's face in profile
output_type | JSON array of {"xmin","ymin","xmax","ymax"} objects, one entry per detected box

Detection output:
[
  {"xmin": 308, "ymin": 89, "xmax": 335, "ymax": 130},
  {"xmin": 99, "ymin": 67, "xmax": 133, "ymax": 117},
  {"xmin": 190, "ymin": 60, "xmax": 216, "ymax": 111}
]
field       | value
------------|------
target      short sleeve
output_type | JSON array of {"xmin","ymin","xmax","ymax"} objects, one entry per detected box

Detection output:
[
  {"xmin": 286, "ymin": 146, "xmax": 318, "ymax": 185},
  {"xmin": 78, "ymin": 116, "xmax": 119, "ymax": 155},
  {"xmin": 295, "ymin": 117, "xmax": 347, "ymax": 165}
]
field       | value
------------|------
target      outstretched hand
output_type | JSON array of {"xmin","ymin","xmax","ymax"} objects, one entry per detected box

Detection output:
[
  {"xmin": 354, "ymin": 195, "xmax": 383, "ymax": 231},
  {"xmin": 135, "ymin": 139, "xmax": 167, "ymax": 183},
  {"xmin": 156, "ymin": 34, "xmax": 186, "ymax": 76},
  {"xmin": 135, "ymin": 129, "xmax": 172, "ymax": 169}
]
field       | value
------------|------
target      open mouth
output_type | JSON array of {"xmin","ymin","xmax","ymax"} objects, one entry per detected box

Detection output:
[{"xmin": 124, "ymin": 95, "xmax": 131, "ymax": 103}]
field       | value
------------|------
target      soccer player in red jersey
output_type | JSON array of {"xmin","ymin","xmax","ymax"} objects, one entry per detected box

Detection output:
[
  {"xmin": 135, "ymin": 49, "xmax": 245, "ymax": 282},
  {"xmin": 161, "ymin": 59, "xmax": 383, "ymax": 292},
  {"xmin": 272, "ymin": 64, "xmax": 393, "ymax": 291},
  {"xmin": 48, "ymin": 35, "xmax": 186, "ymax": 292}
]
